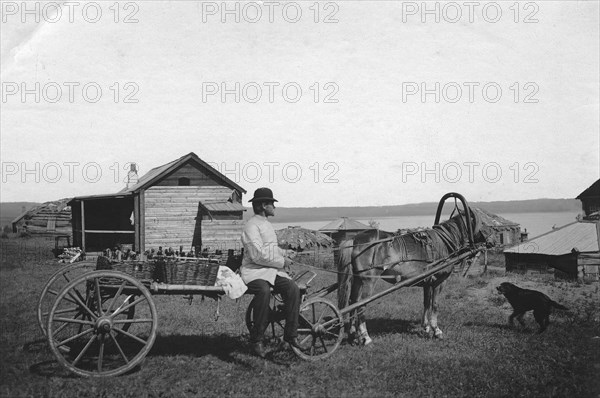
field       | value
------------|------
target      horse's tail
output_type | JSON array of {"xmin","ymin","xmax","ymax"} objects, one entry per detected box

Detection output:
[{"xmin": 337, "ymin": 239, "xmax": 354, "ymax": 311}]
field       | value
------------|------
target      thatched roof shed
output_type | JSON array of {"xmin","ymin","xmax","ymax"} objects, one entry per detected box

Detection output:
[{"xmin": 276, "ymin": 226, "xmax": 334, "ymax": 251}]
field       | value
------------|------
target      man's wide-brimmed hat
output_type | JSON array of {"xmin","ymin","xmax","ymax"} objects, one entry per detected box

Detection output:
[{"xmin": 248, "ymin": 187, "xmax": 278, "ymax": 203}]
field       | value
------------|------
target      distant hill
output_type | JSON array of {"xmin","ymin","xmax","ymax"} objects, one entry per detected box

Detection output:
[
  {"xmin": 0, "ymin": 202, "xmax": 40, "ymax": 230},
  {"xmin": 1, "ymin": 198, "xmax": 581, "ymax": 229},
  {"xmin": 246, "ymin": 198, "xmax": 582, "ymax": 222}
]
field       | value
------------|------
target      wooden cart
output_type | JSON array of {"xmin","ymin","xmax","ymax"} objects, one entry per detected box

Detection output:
[{"xmin": 39, "ymin": 256, "xmax": 344, "ymax": 377}]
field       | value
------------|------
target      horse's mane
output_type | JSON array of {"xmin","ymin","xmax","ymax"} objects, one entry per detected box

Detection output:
[{"xmin": 431, "ymin": 207, "xmax": 479, "ymax": 251}]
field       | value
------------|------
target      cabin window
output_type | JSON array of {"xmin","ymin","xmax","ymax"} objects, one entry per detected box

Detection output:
[
  {"xmin": 499, "ymin": 233, "xmax": 504, "ymax": 245},
  {"xmin": 178, "ymin": 177, "xmax": 190, "ymax": 186},
  {"xmin": 47, "ymin": 218, "xmax": 56, "ymax": 231}
]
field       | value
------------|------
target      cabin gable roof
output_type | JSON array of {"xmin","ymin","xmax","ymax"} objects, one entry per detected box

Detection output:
[{"xmin": 120, "ymin": 152, "xmax": 246, "ymax": 194}]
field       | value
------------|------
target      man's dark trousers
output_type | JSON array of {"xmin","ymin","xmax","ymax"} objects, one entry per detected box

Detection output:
[{"xmin": 246, "ymin": 276, "xmax": 300, "ymax": 343}]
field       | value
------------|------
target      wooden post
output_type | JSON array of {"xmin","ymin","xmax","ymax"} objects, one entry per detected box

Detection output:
[
  {"xmin": 484, "ymin": 248, "xmax": 488, "ymax": 273},
  {"xmin": 80, "ymin": 201, "xmax": 86, "ymax": 251},
  {"xmin": 134, "ymin": 194, "xmax": 140, "ymax": 253},
  {"xmin": 139, "ymin": 190, "xmax": 145, "ymax": 254}
]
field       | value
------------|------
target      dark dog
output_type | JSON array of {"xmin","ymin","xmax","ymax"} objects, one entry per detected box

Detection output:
[{"xmin": 496, "ymin": 282, "xmax": 568, "ymax": 333}]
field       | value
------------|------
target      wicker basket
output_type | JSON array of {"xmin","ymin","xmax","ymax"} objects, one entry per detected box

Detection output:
[
  {"xmin": 155, "ymin": 259, "xmax": 220, "ymax": 285},
  {"xmin": 95, "ymin": 256, "xmax": 220, "ymax": 285},
  {"xmin": 106, "ymin": 261, "xmax": 156, "ymax": 281}
]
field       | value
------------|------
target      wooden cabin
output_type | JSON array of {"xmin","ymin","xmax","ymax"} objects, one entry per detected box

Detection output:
[
  {"xmin": 471, "ymin": 207, "xmax": 521, "ymax": 247},
  {"xmin": 11, "ymin": 198, "xmax": 72, "ymax": 236},
  {"xmin": 576, "ymin": 179, "xmax": 600, "ymax": 218},
  {"xmin": 68, "ymin": 153, "xmax": 246, "ymax": 255}
]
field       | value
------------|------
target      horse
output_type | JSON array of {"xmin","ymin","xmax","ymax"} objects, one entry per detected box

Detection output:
[{"xmin": 337, "ymin": 208, "xmax": 494, "ymax": 345}]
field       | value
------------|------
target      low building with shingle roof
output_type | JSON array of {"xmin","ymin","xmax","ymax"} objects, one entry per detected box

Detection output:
[{"xmin": 503, "ymin": 213, "xmax": 600, "ymax": 281}]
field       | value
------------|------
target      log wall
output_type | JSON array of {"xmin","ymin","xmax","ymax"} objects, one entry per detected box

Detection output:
[
  {"xmin": 21, "ymin": 208, "xmax": 72, "ymax": 236},
  {"xmin": 144, "ymin": 186, "xmax": 243, "ymax": 251}
]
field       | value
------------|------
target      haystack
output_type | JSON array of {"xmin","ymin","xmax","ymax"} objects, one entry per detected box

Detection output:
[
  {"xmin": 276, "ymin": 226, "xmax": 334, "ymax": 251},
  {"xmin": 276, "ymin": 226, "xmax": 335, "ymax": 269}
]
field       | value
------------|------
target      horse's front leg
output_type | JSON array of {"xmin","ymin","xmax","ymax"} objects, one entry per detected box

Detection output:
[
  {"xmin": 430, "ymin": 282, "xmax": 445, "ymax": 339},
  {"xmin": 347, "ymin": 276, "xmax": 362, "ymax": 345},
  {"xmin": 355, "ymin": 306, "xmax": 373, "ymax": 345},
  {"xmin": 422, "ymin": 285, "xmax": 433, "ymax": 337},
  {"xmin": 352, "ymin": 276, "xmax": 373, "ymax": 346}
]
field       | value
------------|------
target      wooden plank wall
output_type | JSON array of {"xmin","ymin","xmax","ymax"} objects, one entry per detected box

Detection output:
[
  {"xmin": 144, "ymin": 186, "xmax": 243, "ymax": 251},
  {"xmin": 201, "ymin": 219, "xmax": 244, "ymax": 251},
  {"xmin": 578, "ymin": 253, "xmax": 600, "ymax": 281}
]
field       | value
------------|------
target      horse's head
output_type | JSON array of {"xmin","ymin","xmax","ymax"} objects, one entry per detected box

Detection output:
[
  {"xmin": 443, "ymin": 207, "xmax": 496, "ymax": 248},
  {"xmin": 468, "ymin": 207, "xmax": 496, "ymax": 248}
]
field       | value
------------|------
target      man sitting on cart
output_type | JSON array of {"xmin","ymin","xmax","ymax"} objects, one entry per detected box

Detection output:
[{"xmin": 241, "ymin": 187, "xmax": 302, "ymax": 358}]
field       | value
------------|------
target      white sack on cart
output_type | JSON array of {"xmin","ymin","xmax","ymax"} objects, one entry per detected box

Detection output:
[{"xmin": 215, "ymin": 266, "xmax": 247, "ymax": 299}]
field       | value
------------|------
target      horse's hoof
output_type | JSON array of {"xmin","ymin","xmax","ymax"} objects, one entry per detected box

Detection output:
[
  {"xmin": 362, "ymin": 336, "xmax": 373, "ymax": 345},
  {"xmin": 434, "ymin": 332, "xmax": 444, "ymax": 339}
]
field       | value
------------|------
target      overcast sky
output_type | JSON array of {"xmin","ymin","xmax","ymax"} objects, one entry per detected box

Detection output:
[{"xmin": 1, "ymin": 1, "xmax": 598, "ymax": 207}]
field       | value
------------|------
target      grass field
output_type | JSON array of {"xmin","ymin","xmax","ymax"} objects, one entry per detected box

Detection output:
[{"xmin": 1, "ymin": 237, "xmax": 599, "ymax": 397}]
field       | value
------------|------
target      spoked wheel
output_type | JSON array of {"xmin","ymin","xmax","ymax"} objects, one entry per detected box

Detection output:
[
  {"xmin": 47, "ymin": 271, "xmax": 157, "ymax": 377},
  {"xmin": 293, "ymin": 298, "xmax": 343, "ymax": 361},
  {"xmin": 37, "ymin": 261, "xmax": 97, "ymax": 336},
  {"xmin": 245, "ymin": 299, "xmax": 286, "ymax": 344}
]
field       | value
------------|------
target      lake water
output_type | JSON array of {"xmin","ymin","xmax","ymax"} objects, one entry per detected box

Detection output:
[{"xmin": 271, "ymin": 211, "xmax": 581, "ymax": 240}]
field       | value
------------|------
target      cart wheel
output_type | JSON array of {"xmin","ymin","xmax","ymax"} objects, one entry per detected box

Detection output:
[
  {"xmin": 245, "ymin": 300, "xmax": 285, "ymax": 344},
  {"xmin": 37, "ymin": 261, "xmax": 97, "ymax": 337},
  {"xmin": 47, "ymin": 271, "xmax": 157, "ymax": 377},
  {"xmin": 293, "ymin": 297, "xmax": 343, "ymax": 361}
]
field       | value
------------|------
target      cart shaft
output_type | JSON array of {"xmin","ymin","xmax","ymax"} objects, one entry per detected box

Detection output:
[{"xmin": 339, "ymin": 248, "xmax": 481, "ymax": 316}]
